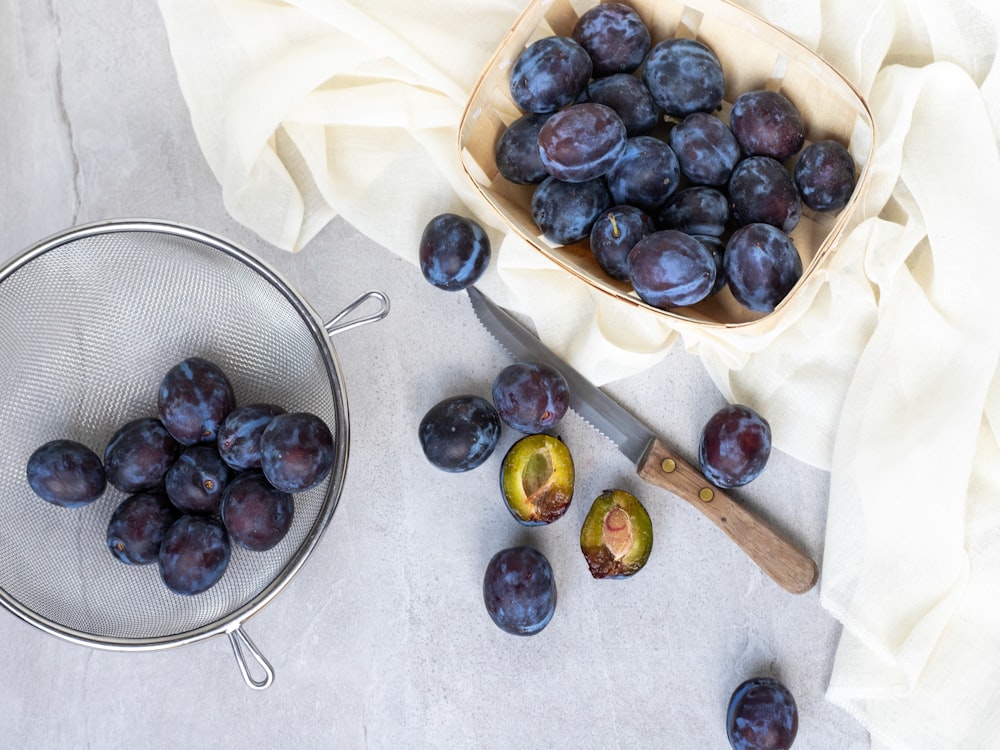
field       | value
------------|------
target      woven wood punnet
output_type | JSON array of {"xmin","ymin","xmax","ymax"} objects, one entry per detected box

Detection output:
[{"xmin": 459, "ymin": 0, "xmax": 876, "ymax": 332}]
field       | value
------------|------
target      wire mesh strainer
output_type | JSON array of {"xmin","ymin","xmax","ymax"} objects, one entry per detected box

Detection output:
[{"xmin": 0, "ymin": 219, "xmax": 388, "ymax": 689}]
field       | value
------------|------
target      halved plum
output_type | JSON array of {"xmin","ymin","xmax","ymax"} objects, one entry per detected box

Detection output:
[
  {"xmin": 580, "ymin": 489, "xmax": 653, "ymax": 578},
  {"xmin": 500, "ymin": 434, "xmax": 574, "ymax": 525}
]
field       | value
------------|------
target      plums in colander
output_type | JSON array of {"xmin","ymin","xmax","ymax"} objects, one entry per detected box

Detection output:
[
  {"xmin": 106, "ymin": 491, "xmax": 181, "ymax": 565},
  {"xmin": 217, "ymin": 403, "xmax": 286, "ymax": 471},
  {"xmin": 158, "ymin": 357, "xmax": 236, "ymax": 446},
  {"xmin": 221, "ymin": 472, "xmax": 294, "ymax": 552},
  {"xmin": 158, "ymin": 515, "xmax": 232, "ymax": 596},
  {"xmin": 26, "ymin": 439, "xmax": 106, "ymax": 508},
  {"xmin": 104, "ymin": 417, "xmax": 181, "ymax": 493},
  {"xmin": 165, "ymin": 443, "xmax": 231, "ymax": 515},
  {"xmin": 259, "ymin": 412, "xmax": 335, "ymax": 493}
]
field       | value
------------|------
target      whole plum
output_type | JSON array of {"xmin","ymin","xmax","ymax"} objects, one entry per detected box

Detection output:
[
  {"xmin": 26, "ymin": 439, "xmax": 106, "ymax": 508},
  {"xmin": 165, "ymin": 443, "xmax": 231, "ymax": 515},
  {"xmin": 727, "ymin": 677, "xmax": 798, "ymax": 750},
  {"xmin": 509, "ymin": 36, "xmax": 592, "ymax": 114},
  {"xmin": 158, "ymin": 357, "xmax": 236, "ymax": 446},
  {"xmin": 724, "ymin": 223, "xmax": 802, "ymax": 312},
  {"xmin": 730, "ymin": 90, "xmax": 805, "ymax": 162},
  {"xmin": 495, "ymin": 113, "xmax": 552, "ymax": 185},
  {"xmin": 699, "ymin": 404, "xmax": 771, "ymax": 489},
  {"xmin": 531, "ymin": 176, "xmax": 612, "ymax": 245},
  {"xmin": 668, "ymin": 111, "xmax": 741, "ymax": 186},
  {"xmin": 590, "ymin": 205, "xmax": 655, "ymax": 282},
  {"xmin": 628, "ymin": 229, "xmax": 717, "ymax": 309},
  {"xmin": 657, "ymin": 186, "xmax": 730, "ymax": 237},
  {"xmin": 483, "ymin": 545, "xmax": 556, "ymax": 636},
  {"xmin": 104, "ymin": 417, "xmax": 181, "ymax": 493},
  {"xmin": 728, "ymin": 156, "xmax": 802, "ymax": 233},
  {"xmin": 221, "ymin": 472, "xmax": 294, "ymax": 552},
  {"xmin": 158, "ymin": 515, "xmax": 231, "ymax": 596},
  {"xmin": 641, "ymin": 37, "xmax": 725, "ymax": 117},
  {"xmin": 217, "ymin": 402, "xmax": 286, "ymax": 471},
  {"xmin": 419, "ymin": 213, "xmax": 491, "ymax": 292},
  {"xmin": 605, "ymin": 135, "xmax": 680, "ymax": 214},
  {"xmin": 107, "ymin": 492, "xmax": 180, "ymax": 565},
  {"xmin": 537, "ymin": 103, "xmax": 627, "ymax": 183},
  {"xmin": 583, "ymin": 74, "xmax": 660, "ymax": 137},
  {"xmin": 492, "ymin": 361, "xmax": 570, "ymax": 434},
  {"xmin": 571, "ymin": 2, "xmax": 650, "ymax": 76},
  {"xmin": 418, "ymin": 395, "xmax": 502, "ymax": 473},
  {"xmin": 259, "ymin": 412, "xmax": 335, "ymax": 493},
  {"xmin": 794, "ymin": 139, "xmax": 855, "ymax": 212}
]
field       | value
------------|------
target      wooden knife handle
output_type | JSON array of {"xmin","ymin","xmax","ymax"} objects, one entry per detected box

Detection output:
[{"xmin": 637, "ymin": 437, "xmax": 819, "ymax": 594}]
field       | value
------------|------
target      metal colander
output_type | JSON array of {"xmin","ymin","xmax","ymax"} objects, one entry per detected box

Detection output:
[{"xmin": 0, "ymin": 219, "xmax": 388, "ymax": 688}]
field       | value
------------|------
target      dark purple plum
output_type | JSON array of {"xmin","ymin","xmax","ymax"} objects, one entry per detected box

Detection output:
[
  {"xmin": 509, "ymin": 36, "xmax": 592, "ymax": 114},
  {"xmin": 419, "ymin": 213, "xmax": 491, "ymax": 291},
  {"xmin": 590, "ymin": 205, "xmax": 655, "ymax": 281},
  {"xmin": 571, "ymin": 3, "xmax": 651, "ymax": 76},
  {"xmin": 605, "ymin": 135, "xmax": 680, "ymax": 214},
  {"xmin": 724, "ymin": 223, "xmax": 802, "ymax": 312},
  {"xmin": 217, "ymin": 403, "xmax": 286, "ymax": 471},
  {"xmin": 259, "ymin": 412, "xmax": 335, "ymax": 493},
  {"xmin": 700, "ymin": 404, "xmax": 771, "ymax": 489},
  {"xmin": 537, "ymin": 103, "xmax": 627, "ymax": 182},
  {"xmin": 794, "ymin": 139, "xmax": 855, "ymax": 212},
  {"xmin": 668, "ymin": 111, "xmax": 741, "ymax": 186},
  {"xmin": 26, "ymin": 439, "xmax": 105, "ymax": 508},
  {"xmin": 628, "ymin": 229, "xmax": 717, "ymax": 309},
  {"xmin": 583, "ymin": 74, "xmax": 660, "ymax": 137},
  {"xmin": 104, "ymin": 417, "xmax": 181, "ymax": 493},
  {"xmin": 158, "ymin": 516, "xmax": 231, "ymax": 596},
  {"xmin": 531, "ymin": 176, "xmax": 612, "ymax": 245},
  {"xmin": 106, "ymin": 492, "xmax": 181, "ymax": 565},
  {"xmin": 727, "ymin": 677, "xmax": 798, "ymax": 750},
  {"xmin": 657, "ymin": 186, "xmax": 730, "ymax": 237},
  {"xmin": 492, "ymin": 361, "xmax": 570, "ymax": 434},
  {"xmin": 483, "ymin": 545, "xmax": 556, "ymax": 636},
  {"xmin": 728, "ymin": 156, "xmax": 802, "ymax": 233},
  {"xmin": 158, "ymin": 357, "xmax": 236, "ymax": 446},
  {"xmin": 730, "ymin": 90, "xmax": 805, "ymax": 161},
  {"xmin": 495, "ymin": 113, "xmax": 552, "ymax": 185},
  {"xmin": 221, "ymin": 473, "xmax": 294, "ymax": 552},
  {"xmin": 165, "ymin": 444, "xmax": 231, "ymax": 515},
  {"xmin": 641, "ymin": 37, "xmax": 724, "ymax": 117},
  {"xmin": 418, "ymin": 395, "xmax": 501, "ymax": 473}
]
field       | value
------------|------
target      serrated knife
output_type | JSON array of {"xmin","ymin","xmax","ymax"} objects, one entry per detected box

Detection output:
[{"xmin": 467, "ymin": 286, "xmax": 818, "ymax": 595}]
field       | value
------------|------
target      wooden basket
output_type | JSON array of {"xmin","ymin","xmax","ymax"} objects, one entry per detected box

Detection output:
[{"xmin": 458, "ymin": 0, "xmax": 876, "ymax": 332}]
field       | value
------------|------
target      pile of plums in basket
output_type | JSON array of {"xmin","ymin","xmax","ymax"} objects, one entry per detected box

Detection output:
[
  {"xmin": 25, "ymin": 357, "xmax": 335, "ymax": 596},
  {"xmin": 497, "ymin": 2, "xmax": 856, "ymax": 314}
]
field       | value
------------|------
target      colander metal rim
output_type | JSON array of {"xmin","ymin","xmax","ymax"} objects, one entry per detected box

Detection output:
[{"xmin": 0, "ymin": 218, "xmax": 352, "ymax": 653}]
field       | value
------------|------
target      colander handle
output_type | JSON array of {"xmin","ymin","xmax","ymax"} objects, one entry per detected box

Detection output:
[
  {"xmin": 227, "ymin": 625, "xmax": 275, "ymax": 690},
  {"xmin": 325, "ymin": 290, "xmax": 390, "ymax": 336}
]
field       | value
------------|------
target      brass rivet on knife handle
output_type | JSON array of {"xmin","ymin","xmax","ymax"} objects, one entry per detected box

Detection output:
[{"xmin": 638, "ymin": 437, "xmax": 819, "ymax": 594}]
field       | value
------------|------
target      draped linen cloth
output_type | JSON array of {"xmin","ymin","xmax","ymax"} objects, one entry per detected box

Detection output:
[{"xmin": 155, "ymin": 0, "xmax": 1000, "ymax": 746}]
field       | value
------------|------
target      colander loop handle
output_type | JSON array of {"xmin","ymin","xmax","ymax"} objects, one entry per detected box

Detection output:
[
  {"xmin": 227, "ymin": 625, "xmax": 275, "ymax": 690},
  {"xmin": 325, "ymin": 290, "xmax": 389, "ymax": 336}
]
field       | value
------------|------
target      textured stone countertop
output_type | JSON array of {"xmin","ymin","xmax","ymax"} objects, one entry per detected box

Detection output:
[{"xmin": 0, "ymin": 2, "xmax": 869, "ymax": 748}]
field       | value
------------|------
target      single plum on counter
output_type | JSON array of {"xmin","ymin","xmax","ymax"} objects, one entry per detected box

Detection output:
[
  {"xmin": 483, "ymin": 545, "xmax": 557, "ymax": 636},
  {"xmin": 699, "ymin": 404, "xmax": 771, "ymax": 489},
  {"xmin": 727, "ymin": 677, "xmax": 798, "ymax": 750},
  {"xmin": 158, "ymin": 357, "xmax": 236, "ymax": 446},
  {"xmin": 418, "ymin": 395, "xmax": 502, "ymax": 473},
  {"xmin": 419, "ymin": 213, "xmax": 491, "ymax": 291},
  {"xmin": 491, "ymin": 361, "xmax": 569, "ymax": 434},
  {"xmin": 26, "ymin": 439, "xmax": 106, "ymax": 508}
]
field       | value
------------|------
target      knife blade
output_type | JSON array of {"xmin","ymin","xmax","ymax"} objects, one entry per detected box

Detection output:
[{"xmin": 467, "ymin": 286, "xmax": 818, "ymax": 595}]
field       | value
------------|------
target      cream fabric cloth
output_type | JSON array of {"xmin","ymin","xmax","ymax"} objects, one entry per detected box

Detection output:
[{"xmin": 156, "ymin": 1, "xmax": 1000, "ymax": 747}]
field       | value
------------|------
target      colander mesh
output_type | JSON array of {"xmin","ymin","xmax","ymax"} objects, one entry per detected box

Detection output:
[{"xmin": 0, "ymin": 227, "xmax": 345, "ymax": 644}]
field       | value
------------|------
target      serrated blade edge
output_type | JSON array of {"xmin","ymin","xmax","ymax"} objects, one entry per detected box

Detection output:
[{"xmin": 467, "ymin": 286, "xmax": 654, "ymax": 465}]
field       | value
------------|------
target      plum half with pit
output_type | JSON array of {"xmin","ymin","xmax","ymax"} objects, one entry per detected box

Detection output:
[
  {"xmin": 580, "ymin": 489, "xmax": 653, "ymax": 578},
  {"xmin": 500, "ymin": 434, "xmax": 574, "ymax": 526}
]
